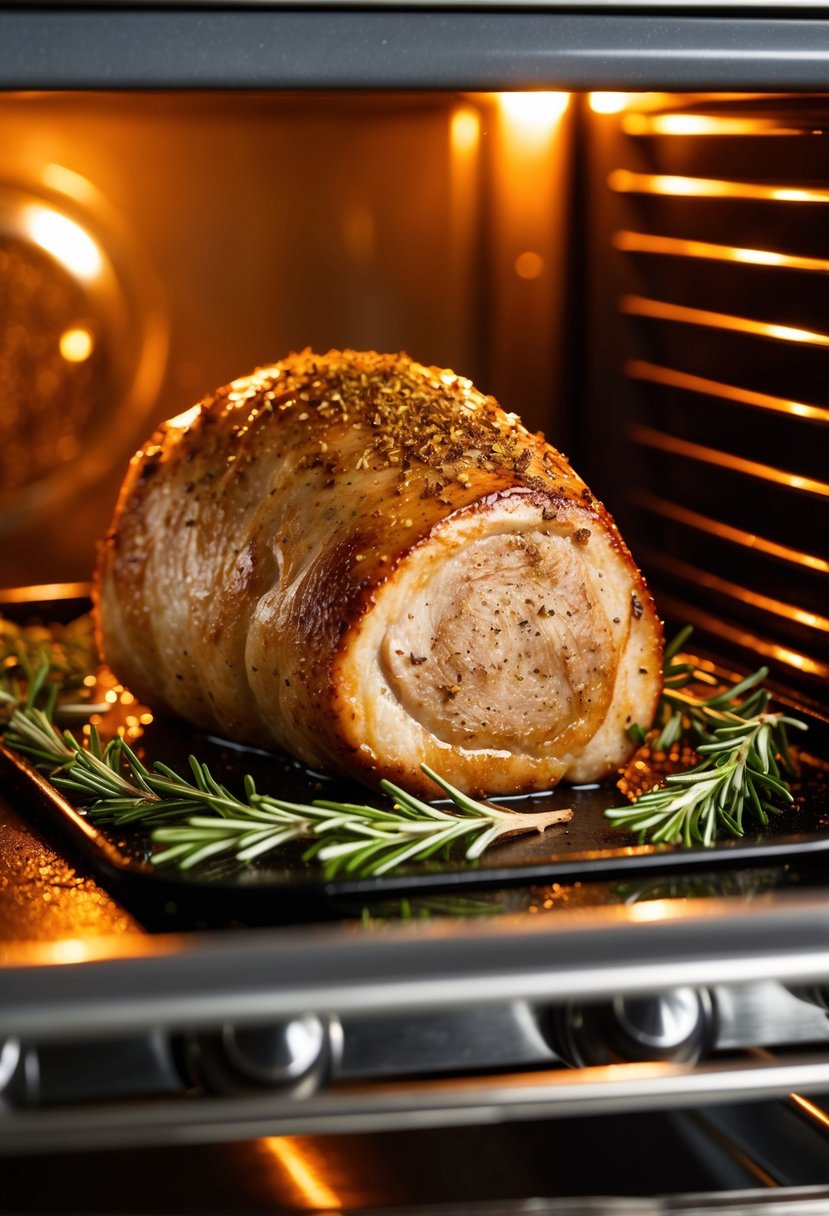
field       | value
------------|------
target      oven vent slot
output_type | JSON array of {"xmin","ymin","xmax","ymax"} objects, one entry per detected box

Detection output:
[{"xmin": 592, "ymin": 95, "xmax": 829, "ymax": 696}]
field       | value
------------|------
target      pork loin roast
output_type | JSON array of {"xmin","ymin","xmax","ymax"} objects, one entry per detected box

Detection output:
[{"xmin": 95, "ymin": 350, "xmax": 662, "ymax": 797}]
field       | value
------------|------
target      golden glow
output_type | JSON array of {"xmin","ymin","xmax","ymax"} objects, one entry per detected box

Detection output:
[
  {"xmin": 41, "ymin": 162, "xmax": 99, "ymax": 206},
  {"xmin": 640, "ymin": 549, "xmax": 829, "ymax": 635},
  {"xmin": 630, "ymin": 489, "xmax": 829, "ymax": 576},
  {"xmin": 342, "ymin": 203, "xmax": 375, "ymax": 266},
  {"xmin": 0, "ymin": 581, "xmax": 93, "ymax": 604},
  {"xmin": 623, "ymin": 113, "xmax": 804, "ymax": 137},
  {"xmin": 621, "ymin": 295, "xmax": 829, "ymax": 349},
  {"xmin": 625, "ymin": 359, "xmax": 829, "ymax": 424},
  {"xmin": 24, "ymin": 204, "xmax": 103, "ymax": 279},
  {"xmin": 609, "ymin": 169, "xmax": 829, "ymax": 204},
  {"xmin": 790, "ymin": 1093, "xmax": 829, "ymax": 1131},
  {"xmin": 50, "ymin": 939, "xmax": 96, "ymax": 965},
  {"xmin": 614, "ymin": 230, "xmax": 829, "ymax": 276},
  {"xmin": 0, "ymin": 930, "xmax": 190, "ymax": 968},
  {"xmin": 630, "ymin": 424, "xmax": 829, "ymax": 500},
  {"xmin": 514, "ymin": 250, "xmax": 545, "ymax": 280},
  {"xmin": 653, "ymin": 593, "xmax": 829, "ymax": 682},
  {"xmin": 451, "ymin": 107, "xmax": 480, "ymax": 156},
  {"xmin": 498, "ymin": 91, "xmax": 569, "ymax": 133},
  {"xmin": 59, "ymin": 326, "xmax": 94, "ymax": 363},
  {"xmin": 626, "ymin": 900, "xmax": 676, "ymax": 922},
  {"xmin": 166, "ymin": 404, "xmax": 202, "ymax": 429},
  {"xmin": 589, "ymin": 92, "xmax": 630, "ymax": 115},
  {"xmin": 259, "ymin": 1138, "xmax": 341, "ymax": 1211}
]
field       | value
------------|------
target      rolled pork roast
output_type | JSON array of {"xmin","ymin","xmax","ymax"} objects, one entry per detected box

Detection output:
[{"xmin": 95, "ymin": 349, "xmax": 663, "ymax": 797}]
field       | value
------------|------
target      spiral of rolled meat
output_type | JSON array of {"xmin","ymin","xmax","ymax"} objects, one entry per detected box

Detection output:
[{"xmin": 95, "ymin": 350, "xmax": 662, "ymax": 797}]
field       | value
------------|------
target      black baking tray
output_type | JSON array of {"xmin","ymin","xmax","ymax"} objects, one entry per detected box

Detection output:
[{"xmin": 2, "ymin": 587, "xmax": 829, "ymax": 930}]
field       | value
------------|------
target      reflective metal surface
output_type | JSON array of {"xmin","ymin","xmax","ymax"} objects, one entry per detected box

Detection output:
[
  {"xmin": 0, "ymin": 793, "xmax": 141, "ymax": 945},
  {"xmin": 614, "ymin": 987, "xmax": 714, "ymax": 1058},
  {"xmin": 222, "ymin": 1017, "xmax": 329, "ymax": 1086},
  {"xmin": 6, "ymin": 1049, "xmax": 829, "ymax": 1156},
  {"xmin": 1, "ymin": 1118, "xmax": 828, "ymax": 1213},
  {"xmin": 0, "ymin": 1038, "xmax": 20, "ymax": 1095},
  {"xmin": 180, "ymin": 1014, "xmax": 340, "ymax": 1099},
  {"xmin": 6, "ymin": 892, "xmax": 829, "ymax": 1040},
  {"xmin": 546, "ymin": 987, "xmax": 716, "ymax": 1067},
  {"xmin": 0, "ymin": 171, "xmax": 166, "ymax": 548}
]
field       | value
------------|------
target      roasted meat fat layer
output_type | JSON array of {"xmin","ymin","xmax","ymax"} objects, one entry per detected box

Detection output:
[{"xmin": 95, "ymin": 350, "xmax": 663, "ymax": 797}]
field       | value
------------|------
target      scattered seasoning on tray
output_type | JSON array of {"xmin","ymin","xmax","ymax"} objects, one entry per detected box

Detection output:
[
  {"xmin": 605, "ymin": 626, "xmax": 807, "ymax": 848},
  {"xmin": 0, "ymin": 618, "xmax": 571, "ymax": 878},
  {"xmin": 0, "ymin": 614, "xmax": 809, "ymax": 871}
]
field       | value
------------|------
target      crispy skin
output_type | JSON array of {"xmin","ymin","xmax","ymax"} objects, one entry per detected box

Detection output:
[{"xmin": 95, "ymin": 350, "xmax": 662, "ymax": 797}]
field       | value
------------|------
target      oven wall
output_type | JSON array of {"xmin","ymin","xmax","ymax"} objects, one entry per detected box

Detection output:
[
  {"xmin": 582, "ymin": 93, "xmax": 829, "ymax": 702},
  {"xmin": 2, "ymin": 86, "xmax": 826, "ymax": 710},
  {"xmin": 0, "ymin": 91, "xmax": 572, "ymax": 587}
]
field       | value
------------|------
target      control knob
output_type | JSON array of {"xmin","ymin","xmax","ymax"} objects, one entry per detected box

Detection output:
[
  {"xmin": 542, "ymin": 987, "xmax": 717, "ymax": 1068},
  {"xmin": 178, "ymin": 1014, "xmax": 339, "ymax": 1097}
]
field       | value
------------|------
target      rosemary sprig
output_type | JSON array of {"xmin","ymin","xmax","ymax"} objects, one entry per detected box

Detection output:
[
  {"xmin": 1, "ymin": 669, "xmax": 571, "ymax": 875},
  {"xmin": 606, "ymin": 628, "xmax": 807, "ymax": 847},
  {"xmin": 0, "ymin": 612, "xmax": 107, "ymax": 726},
  {"xmin": 359, "ymin": 893, "xmax": 506, "ymax": 926},
  {"xmin": 118, "ymin": 760, "xmax": 569, "ymax": 876}
]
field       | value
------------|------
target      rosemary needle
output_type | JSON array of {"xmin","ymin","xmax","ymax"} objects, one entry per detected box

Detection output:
[
  {"xmin": 0, "ymin": 627, "xmax": 572, "ymax": 876},
  {"xmin": 606, "ymin": 628, "xmax": 806, "ymax": 847}
]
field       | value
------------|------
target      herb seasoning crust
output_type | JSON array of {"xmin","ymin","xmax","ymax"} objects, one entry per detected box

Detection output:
[{"xmin": 95, "ymin": 349, "xmax": 663, "ymax": 797}]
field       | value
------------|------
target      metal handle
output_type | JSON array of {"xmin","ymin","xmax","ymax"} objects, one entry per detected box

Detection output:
[{"xmin": 5, "ymin": 1049, "xmax": 829, "ymax": 1156}]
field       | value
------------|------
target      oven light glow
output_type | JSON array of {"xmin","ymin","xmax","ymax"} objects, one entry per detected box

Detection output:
[
  {"xmin": 514, "ymin": 250, "xmax": 545, "ymax": 279},
  {"xmin": 451, "ymin": 107, "xmax": 480, "ymax": 156},
  {"xmin": 623, "ymin": 113, "xmax": 803, "ymax": 137},
  {"xmin": 770, "ymin": 647, "xmax": 828, "ymax": 677},
  {"xmin": 166, "ymin": 404, "xmax": 203, "ymax": 430},
  {"xmin": 641, "ymin": 549, "xmax": 829, "ymax": 635},
  {"xmin": 624, "ymin": 900, "xmax": 675, "ymax": 921},
  {"xmin": 498, "ymin": 91, "xmax": 569, "ymax": 130},
  {"xmin": 589, "ymin": 93, "xmax": 630, "ymax": 115},
  {"xmin": 631, "ymin": 487, "xmax": 829, "ymax": 575},
  {"xmin": 625, "ymin": 358, "xmax": 829, "ymax": 425},
  {"xmin": 258, "ymin": 1138, "xmax": 342, "ymax": 1210},
  {"xmin": 49, "ymin": 939, "xmax": 96, "ymax": 965},
  {"xmin": 59, "ymin": 326, "xmax": 94, "ymax": 363},
  {"xmin": 655, "ymin": 596, "xmax": 829, "ymax": 682},
  {"xmin": 790, "ymin": 1094, "xmax": 829, "ymax": 1131},
  {"xmin": 609, "ymin": 170, "xmax": 829, "ymax": 204},
  {"xmin": 630, "ymin": 423, "xmax": 829, "ymax": 500},
  {"xmin": 24, "ymin": 204, "xmax": 103, "ymax": 280},
  {"xmin": 42, "ymin": 162, "xmax": 99, "ymax": 206},
  {"xmin": 614, "ymin": 229, "xmax": 829, "ymax": 274},
  {"xmin": 621, "ymin": 294, "xmax": 829, "ymax": 349}
]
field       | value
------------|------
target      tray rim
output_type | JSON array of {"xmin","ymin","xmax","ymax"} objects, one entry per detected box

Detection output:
[{"xmin": 2, "ymin": 588, "xmax": 829, "ymax": 927}]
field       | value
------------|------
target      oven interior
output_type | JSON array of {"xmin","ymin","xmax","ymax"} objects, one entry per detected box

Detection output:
[
  {"xmin": 1, "ymin": 86, "xmax": 828, "ymax": 1206},
  {"xmin": 1, "ymin": 88, "xmax": 825, "ymax": 712}
]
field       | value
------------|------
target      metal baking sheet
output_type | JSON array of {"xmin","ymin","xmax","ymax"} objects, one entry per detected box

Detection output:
[{"xmin": 2, "ymin": 588, "xmax": 828, "ymax": 930}]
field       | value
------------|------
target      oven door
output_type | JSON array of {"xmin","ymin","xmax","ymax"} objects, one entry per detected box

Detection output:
[{"xmin": 1, "ymin": 4, "xmax": 829, "ymax": 1211}]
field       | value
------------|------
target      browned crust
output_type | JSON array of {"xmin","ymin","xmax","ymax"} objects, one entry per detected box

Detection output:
[
  {"xmin": 322, "ymin": 486, "xmax": 662, "ymax": 793},
  {"xmin": 96, "ymin": 350, "xmax": 663, "ymax": 790}
]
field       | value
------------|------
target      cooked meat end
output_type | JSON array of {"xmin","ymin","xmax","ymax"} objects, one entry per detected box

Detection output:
[{"xmin": 380, "ymin": 531, "xmax": 616, "ymax": 759}]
